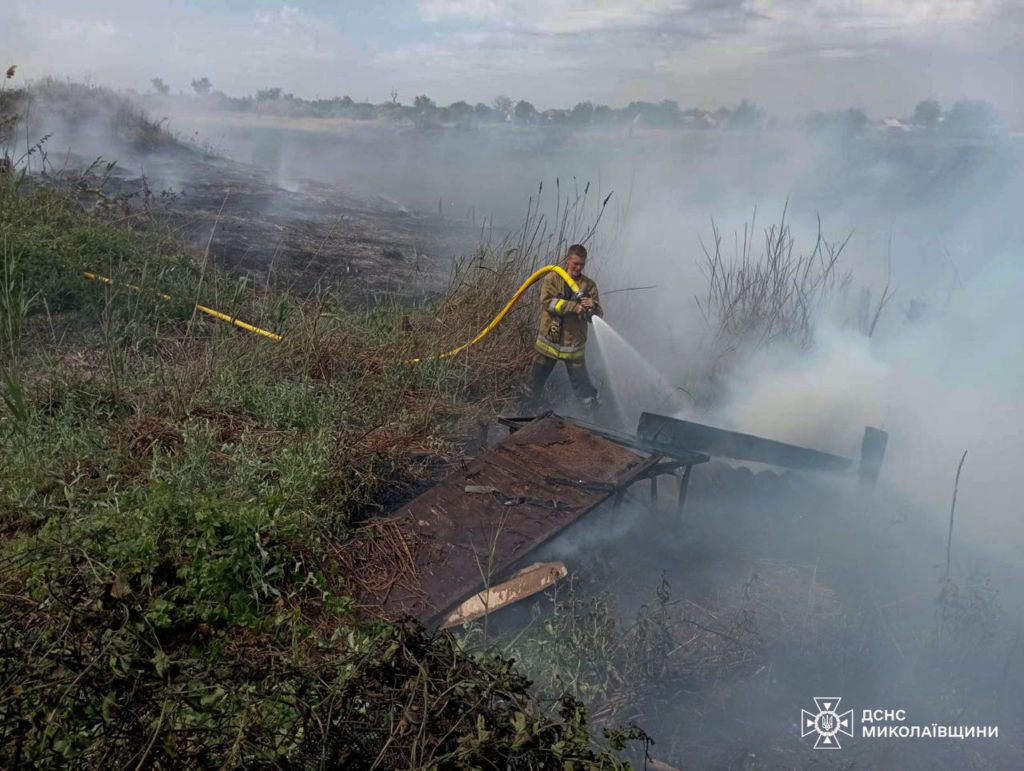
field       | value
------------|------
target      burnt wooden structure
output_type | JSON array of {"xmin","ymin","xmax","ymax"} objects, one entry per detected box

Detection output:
[
  {"xmin": 350, "ymin": 411, "xmax": 885, "ymax": 628},
  {"xmin": 637, "ymin": 412, "xmax": 887, "ymax": 481},
  {"xmin": 360, "ymin": 414, "xmax": 708, "ymax": 626},
  {"xmin": 638, "ymin": 412, "xmax": 852, "ymax": 472}
]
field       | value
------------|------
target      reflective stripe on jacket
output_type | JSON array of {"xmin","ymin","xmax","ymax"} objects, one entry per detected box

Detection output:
[{"xmin": 534, "ymin": 271, "xmax": 603, "ymax": 360}]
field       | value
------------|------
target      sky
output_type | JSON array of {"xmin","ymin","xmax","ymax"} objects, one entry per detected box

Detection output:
[{"xmin": 3, "ymin": 1, "xmax": 1022, "ymax": 118}]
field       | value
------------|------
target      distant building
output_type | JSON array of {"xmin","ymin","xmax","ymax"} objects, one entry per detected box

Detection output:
[
  {"xmin": 542, "ymin": 109, "xmax": 569, "ymax": 124},
  {"xmin": 880, "ymin": 117, "xmax": 911, "ymax": 132},
  {"xmin": 681, "ymin": 112, "xmax": 716, "ymax": 129}
]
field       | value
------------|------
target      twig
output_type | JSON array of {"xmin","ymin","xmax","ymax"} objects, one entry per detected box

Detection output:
[
  {"xmin": 603, "ymin": 285, "xmax": 656, "ymax": 296},
  {"xmin": 133, "ymin": 698, "xmax": 169, "ymax": 771},
  {"xmin": 875, "ymin": 603, "xmax": 905, "ymax": 659},
  {"xmin": 188, "ymin": 188, "xmax": 230, "ymax": 334},
  {"xmin": 995, "ymin": 629, "xmax": 1021, "ymax": 713},
  {"xmin": 868, "ymin": 231, "xmax": 896, "ymax": 337},
  {"xmin": 945, "ymin": 450, "xmax": 968, "ymax": 579}
]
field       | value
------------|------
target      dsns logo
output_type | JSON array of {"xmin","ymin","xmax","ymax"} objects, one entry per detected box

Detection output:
[{"xmin": 801, "ymin": 697, "xmax": 854, "ymax": 749}]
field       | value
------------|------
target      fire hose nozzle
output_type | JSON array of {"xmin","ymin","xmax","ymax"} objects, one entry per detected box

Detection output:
[{"xmin": 576, "ymin": 292, "xmax": 595, "ymax": 321}]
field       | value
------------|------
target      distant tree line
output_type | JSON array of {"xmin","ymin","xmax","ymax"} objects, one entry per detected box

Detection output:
[{"xmin": 144, "ymin": 77, "xmax": 1000, "ymax": 136}]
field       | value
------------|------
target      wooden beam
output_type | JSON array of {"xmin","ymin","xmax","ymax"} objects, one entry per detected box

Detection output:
[
  {"xmin": 637, "ymin": 412, "xmax": 852, "ymax": 472},
  {"xmin": 859, "ymin": 426, "xmax": 888, "ymax": 488},
  {"xmin": 567, "ymin": 418, "xmax": 711, "ymax": 465},
  {"xmin": 677, "ymin": 464, "xmax": 693, "ymax": 515}
]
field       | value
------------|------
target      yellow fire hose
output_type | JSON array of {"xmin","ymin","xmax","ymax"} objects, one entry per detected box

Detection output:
[
  {"xmin": 404, "ymin": 264, "xmax": 581, "ymax": 364},
  {"xmin": 83, "ymin": 263, "xmax": 580, "ymax": 360},
  {"xmin": 83, "ymin": 271, "xmax": 283, "ymax": 341}
]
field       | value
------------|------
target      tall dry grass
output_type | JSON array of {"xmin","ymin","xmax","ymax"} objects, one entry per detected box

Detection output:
[{"xmin": 696, "ymin": 202, "xmax": 852, "ymax": 363}]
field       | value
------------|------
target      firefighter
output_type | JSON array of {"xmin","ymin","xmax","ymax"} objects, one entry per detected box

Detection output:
[{"xmin": 523, "ymin": 244, "xmax": 603, "ymax": 408}]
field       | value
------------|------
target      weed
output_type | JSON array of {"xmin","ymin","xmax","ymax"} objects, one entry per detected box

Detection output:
[
  {"xmin": 0, "ymin": 140, "xmax": 635, "ymax": 766},
  {"xmin": 0, "ymin": 243, "xmax": 34, "ymax": 437},
  {"xmin": 465, "ymin": 573, "xmax": 759, "ymax": 727},
  {"xmin": 697, "ymin": 202, "xmax": 851, "ymax": 367}
]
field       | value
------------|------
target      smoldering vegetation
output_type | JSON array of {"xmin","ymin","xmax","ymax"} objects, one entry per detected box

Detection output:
[
  {"xmin": 518, "ymin": 140, "xmax": 1024, "ymax": 763},
  {"xmin": 300, "ymin": 103, "xmax": 1024, "ymax": 767},
  {"xmin": 476, "ymin": 230, "xmax": 1024, "ymax": 767},
  {"xmin": 503, "ymin": 459, "xmax": 1023, "ymax": 769},
  {"xmin": 3, "ymin": 80, "xmax": 480, "ymax": 301},
  {"xmin": 4, "ymin": 76, "xmax": 1024, "ymax": 768}
]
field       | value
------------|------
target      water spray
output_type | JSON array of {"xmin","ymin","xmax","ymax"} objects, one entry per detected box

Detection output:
[{"xmin": 589, "ymin": 315, "xmax": 689, "ymax": 428}]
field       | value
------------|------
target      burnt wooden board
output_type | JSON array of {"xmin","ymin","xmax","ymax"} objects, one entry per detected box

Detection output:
[
  {"xmin": 637, "ymin": 412, "xmax": 851, "ymax": 472},
  {"xmin": 358, "ymin": 415, "xmax": 657, "ymax": 626}
]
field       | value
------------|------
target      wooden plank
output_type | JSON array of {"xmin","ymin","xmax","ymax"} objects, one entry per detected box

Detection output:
[
  {"xmin": 647, "ymin": 759, "xmax": 682, "ymax": 771},
  {"xmin": 637, "ymin": 412, "xmax": 852, "ymax": 472},
  {"xmin": 439, "ymin": 561, "xmax": 568, "ymax": 629},
  {"xmin": 498, "ymin": 416, "xmax": 538, "ymax": 433},
  {"xmin": 570, "ymin": 417, "xmax": 711, "ymax": 465}
]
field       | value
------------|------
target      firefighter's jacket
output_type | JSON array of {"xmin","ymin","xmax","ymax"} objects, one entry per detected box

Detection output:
[{"xmin": 535, "ymin": 271, "xmax": 603, "ymax": 360}]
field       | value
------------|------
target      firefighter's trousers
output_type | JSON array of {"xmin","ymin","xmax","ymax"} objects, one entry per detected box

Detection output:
[{"xmin": 524, "ymin": 352, "xmax": 597, "ymax": 405}]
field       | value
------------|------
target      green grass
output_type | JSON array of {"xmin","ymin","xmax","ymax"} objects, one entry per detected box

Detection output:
[{"xmin": 0, "ymin": 169, "xmax": 637, "ymax": 768}]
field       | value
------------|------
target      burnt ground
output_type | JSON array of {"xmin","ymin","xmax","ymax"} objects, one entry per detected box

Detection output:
[
  {"xmin": 494, "ymin": 456, "xmax": 1024, "ymax": 770},
  {"xmin": 76, "ymin": 142, "xmax": 480, "ymax": 302}
]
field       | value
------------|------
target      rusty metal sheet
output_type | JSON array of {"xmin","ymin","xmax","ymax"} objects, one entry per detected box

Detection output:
[{"xmin": 350, "ymin": 414, "xmax": 658, "ymax": 626}]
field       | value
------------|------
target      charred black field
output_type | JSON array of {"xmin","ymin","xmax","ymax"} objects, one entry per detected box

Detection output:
[{"xmin": 1, "ymin": 77, "xmax": 1023, "ymax": 769}]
